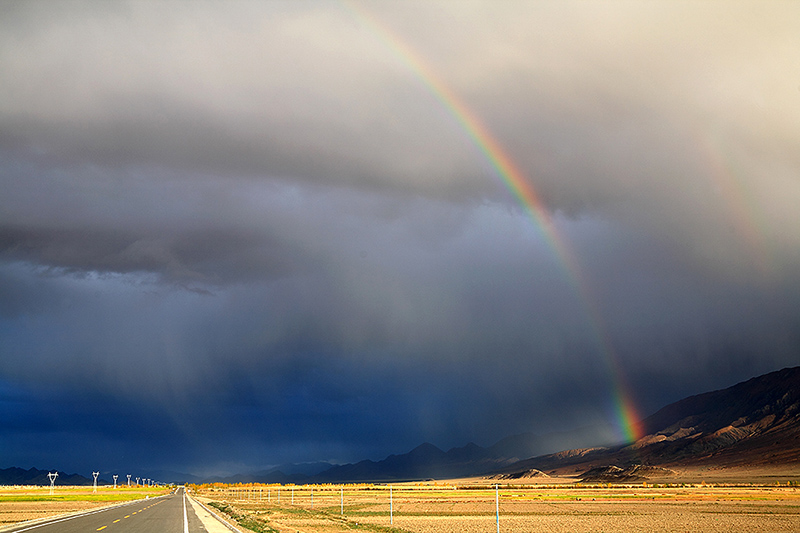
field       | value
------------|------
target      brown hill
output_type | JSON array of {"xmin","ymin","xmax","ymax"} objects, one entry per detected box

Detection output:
[
  {"xmin": 486, "ymin": 468, "xmax": 550, "ymax": 480},
  {"xmin": 497, "ymin": 366, "xmax": 800, "ymax": 478},
  {"xmin": 580, "ymin": 465, "xmax": 676, "ymax": 482}
]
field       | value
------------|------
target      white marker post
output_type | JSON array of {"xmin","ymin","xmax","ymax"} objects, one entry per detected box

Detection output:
[
  {"xmin": 113, "ymin": 475, "xmax": 118, "ymax": 489},
  {"xmin": 340, "ymin": 486, "xmax": 343, "ymax": 515},
  {"xmin": 136, "ymin": 477, "xmax": 140, "ymax": 486},
  {"xmin": 291, "ymin": 487, "xmax": 294, "ymax": 504},
  {"xmin": 127, "ymin": 474, "xmax": 131, "ymax": 487},
  {"xmin": 495, "ymin": 484, "xmax": 500, "ymax": 533},
  {"xmin": 390, "ymin": 485, "xmax": 393, "ymax": 525},
  {"xmin": 92, "ymin": 472, "xmax": 99, "ymax": 494},
  {"xmin": 311, "ymin": 487, "xmax": 314, "ymax": 509},
  {"xmin": 47, "ymin": 472, "xmax": 58, "ymax": 495}
]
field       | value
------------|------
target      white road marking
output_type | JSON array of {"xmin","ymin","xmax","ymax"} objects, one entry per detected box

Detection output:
[
  {"xmin": 187, "ymin": 497, "xmax": 241, "ymax": 533},
  {"xmin": 183, "ymin": 491, "xmax": 189, "ymax": 533}
]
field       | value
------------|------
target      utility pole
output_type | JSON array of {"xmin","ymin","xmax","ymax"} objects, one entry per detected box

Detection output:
[{"xmin": 47, "ymin": 472, "xmax": 58, "ymax": 495}]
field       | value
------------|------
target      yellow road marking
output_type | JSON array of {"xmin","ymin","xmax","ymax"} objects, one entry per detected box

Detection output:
[
  {"xmin": 97, "ymin": 527, "xmax": 107, "ymax": 531},
  {"xmin": 113, "ymin": 519, "xmax": 120, "ymax": 523},
  {"xmin": 124, "ymin": 515, "xmax": 130, "ymax": 518}
]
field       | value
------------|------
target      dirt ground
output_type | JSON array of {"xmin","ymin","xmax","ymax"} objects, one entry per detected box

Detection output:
[
  {"xmin": 0, "ymin": 500, "xmax": 112, "ymax": 526},
  {"xmin": 193, "ymin": 477, "xmax": 800, "ymax": 533}
]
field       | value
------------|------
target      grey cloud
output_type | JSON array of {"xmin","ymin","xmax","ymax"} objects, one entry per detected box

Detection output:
[
  {"xmin": 2, "ymin": 1, "xmax": 800, "ymax": 474},
  {"xmin": 2, "ymin": 0, "xmax": 798, "ymax": 235},
  {"xmin": 0, "ymin": 222, "xmax": 309, "ymax": 284},
  {"xmin": 0, "ymin": 2, "xmax": 490, "ymax": 198}
]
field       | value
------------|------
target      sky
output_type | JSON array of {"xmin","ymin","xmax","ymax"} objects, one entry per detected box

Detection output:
[{"xmin": 2, "ymin": 0, "xmax": 800, "ymax": 477}]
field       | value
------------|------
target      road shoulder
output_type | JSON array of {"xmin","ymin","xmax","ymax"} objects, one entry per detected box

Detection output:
[{"xmin": 186, "ymin": 495, "xmax": 241, "ymax": 533}]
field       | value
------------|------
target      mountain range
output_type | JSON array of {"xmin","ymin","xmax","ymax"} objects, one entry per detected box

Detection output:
[
  {"xmin": 0, "ymin": 467, "xmax": 111, "ymax": 486},
  {"xmin": 497, "ymin": 365, "xmax": 800, "ymax": 478},
  {"xmin": 205, "ymin": 366, "xmax": 800, "ymax": 483},
  {"xmin": 3, "ymin": 366, "xmax": 798, "ymax": 485},
  {"xmin": 202, "ymin": 424, "xmax": 618, "ymax": 484}
]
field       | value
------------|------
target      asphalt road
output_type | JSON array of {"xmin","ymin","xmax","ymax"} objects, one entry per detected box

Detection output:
[{"xmin": 5, "ymin": 487, "xmax": 215, "ymax": 533}]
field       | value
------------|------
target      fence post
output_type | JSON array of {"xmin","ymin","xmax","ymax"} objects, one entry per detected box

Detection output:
[{"xmin": 495, "ymin": 484, "xmax": 500, "ymax": 533}]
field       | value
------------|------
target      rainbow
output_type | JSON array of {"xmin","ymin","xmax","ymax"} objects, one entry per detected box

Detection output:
[
  {"xmin": 700, "ymin": 130, "xmax": 772, "ymax": 278},
  {"xmin": 345, "ymin": 1, "xmax": 645, "ymax": 442}
]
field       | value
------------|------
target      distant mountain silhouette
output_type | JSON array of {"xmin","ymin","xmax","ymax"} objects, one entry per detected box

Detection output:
[
  {"xmin": 206, "ymin": 368, "xmax": 800, "ymax": 483},
  {"xmin": 138, "ymin": 469, "xmax": 203, "ymax": 484},
  {"xmin": 307, "ymin": 425, "xmax": 614, "ymax": 483},
  {"xmin": 206, "ymin": 462, "xmax": 335, "ymax": 485},
  {"xmin": 498, "ymin": 366, "xmax": 800, "ymax": 477},
  {"xmin": 196, "ymin": 428, "xmax": 606, "ymax": 484},
  {"xmin": 0, "ymin": 467, "xmax": 109, "ymax": 486},
  {"xmin": 11, "ymin": 367, "xmax": 796, "ymax": 486}
]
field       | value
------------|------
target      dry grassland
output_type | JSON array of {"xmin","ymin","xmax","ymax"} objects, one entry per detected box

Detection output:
[
  {"xmin": 0, "ymin": 486, "xmax": 170, "ymax": 528},
  {"xmin": 193, "ymin": 479, "xmax": 800, "ymax": 533}
]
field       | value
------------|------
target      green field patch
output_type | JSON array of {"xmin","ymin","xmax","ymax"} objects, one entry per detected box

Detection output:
[
  {"xmin": 0, "ymin": 493, "xmax": 154, "ymax": 503},
  {"xmin": 208, "ymin": 501, "xmax": 280, "ymax": 533}
]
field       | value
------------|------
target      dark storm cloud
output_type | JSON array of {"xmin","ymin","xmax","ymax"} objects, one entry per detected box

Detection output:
[
  {"xmin": 2, "ymin": 1, "xmax": 800, "ymax": 475},
  {"xmin": 0, "ymin": 222, "xmax": 309, "ymax": 285}
]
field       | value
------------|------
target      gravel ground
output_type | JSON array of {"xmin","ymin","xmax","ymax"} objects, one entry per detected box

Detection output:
[
  {"xmin": 197, "ymin": 484, "xmax": 800, "ymax": 533},
  {"xmin": 0, "ymin": 501, "xmax": 112, "ymax": 526}
]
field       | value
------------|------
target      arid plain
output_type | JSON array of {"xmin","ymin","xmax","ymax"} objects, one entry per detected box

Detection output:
[
  {"xmin": 2, "ymin": 466, "xmax": 799, "ymax": 533},
  {"xmin": 188, "ymin": 466, "xmax": 800, "ymax": 533}
]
